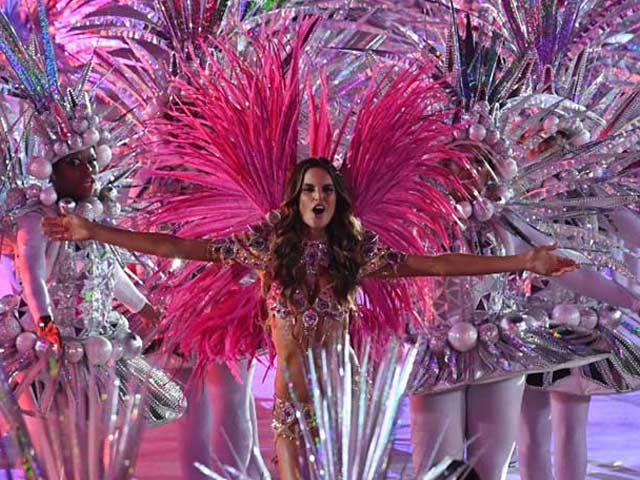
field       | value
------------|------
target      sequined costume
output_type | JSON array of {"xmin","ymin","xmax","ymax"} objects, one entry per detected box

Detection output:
[
  {"xmin": 0, "ymin": 3, "xmax": 186, "ymax": 477},
  {"xmin": 2, "ymin": 203, "xmax": 186, "ymax": 425},
  {"xmin": 207, "ymin": 222, "xmax": 404, "ymax": 438}
]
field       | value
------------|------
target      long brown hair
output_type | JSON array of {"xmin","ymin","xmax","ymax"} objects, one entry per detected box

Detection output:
[{"xmin": 272, "ymin": 158, "xmax": 363, "ymax": 305}]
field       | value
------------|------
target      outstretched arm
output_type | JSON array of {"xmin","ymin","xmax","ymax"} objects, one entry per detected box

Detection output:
[
  {"xmin": 375, "ymin": 245, "xmax": 578, "ymax": 278},
  {"xmin": 43, "ymin": 214, "xmax": 211, "ymax": 261},
  {"xmin": 16, "ymin": 212, "xmax": 61, "ymax": 346}
]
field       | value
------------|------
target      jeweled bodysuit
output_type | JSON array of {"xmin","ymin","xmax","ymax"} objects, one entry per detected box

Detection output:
[{"xmin": 208, "ymin": 223, "xmax": 404, "ymax": 439}]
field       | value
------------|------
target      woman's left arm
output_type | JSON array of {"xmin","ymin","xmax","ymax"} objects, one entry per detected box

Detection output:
[{"xmin": 381, "ymin": 244, "xmax": 578, "ymax": 278}]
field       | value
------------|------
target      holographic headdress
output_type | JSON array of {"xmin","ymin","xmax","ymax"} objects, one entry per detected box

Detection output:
[{"xmin": 0, "ymin": 0, "xmax": 114, "ymax": 211}]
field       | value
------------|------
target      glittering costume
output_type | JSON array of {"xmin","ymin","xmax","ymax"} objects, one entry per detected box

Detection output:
[
  {"xmin": 402, "ymin": 2, "xmax": 640, "ymax": 478},
  {"xmin": 120, "ymin": 16, "xmax": 617, "ymax": 479},
  {"xmin": 207, "ymin": 222, "xmax": 404, "ymax": 438},
  {"xmin": 129, "ymin": 21, "xmax": 472, "ymax": 475},
  {"xmin": 0, "ymin": 3, "xmax": 185, "ymax": 477}
]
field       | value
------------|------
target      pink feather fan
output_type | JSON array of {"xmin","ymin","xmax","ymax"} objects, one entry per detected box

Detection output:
[
  {"xmin": 145, "ymin": 19, "xmax": 469, "ymax": 368},
  {"xmin": 145, "ymin": 20, "xmax": 313, "ymax": 368},
  {"xmin": 339, "ymin": 64, "xmax": 469, "ymax": 352}
]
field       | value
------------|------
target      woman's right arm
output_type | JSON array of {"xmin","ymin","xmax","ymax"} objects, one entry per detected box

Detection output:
[{"xmin": 42, "ymin": 214, "xmax": 211, "ymax": 261}]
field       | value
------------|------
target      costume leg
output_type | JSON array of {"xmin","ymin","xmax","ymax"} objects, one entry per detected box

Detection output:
[
  {"xmin": 208, "ymin": 360, "xmax": 269, "ymax": 478},
  {"xmin": 518, "ymin": 387, "xmax": 553, "ymax": 480},
  {"xmin": 466, "ymin": 375, "xmax": 525, "ymax": 480},
  {"xmin": 408, "ymin": 389, "xmax": 465, "ymax": 475},
  {"xmin": 177, "ymin": 367, "xmax": 213, "ymax": 480},
  {"xmin": 244, "ymin": 364, "xmax": 271, "ymax": 478},
  {"xmin": 550, "ymin": 391, "xmax": 590, "ymax": 480}
]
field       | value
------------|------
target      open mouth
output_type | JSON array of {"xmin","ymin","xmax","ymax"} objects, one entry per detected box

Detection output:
[{"xmin": 312, "ymin": 204, "xmax": 326, "ymax": 217}]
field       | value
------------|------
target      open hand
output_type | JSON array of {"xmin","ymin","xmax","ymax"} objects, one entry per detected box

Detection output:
[
  {"xmin": 42, "ymin": 213, "xmax": 93, "ymax": 242},
  {"xmin": 524, "ymin": 244, "xmax": 579, "ymax": 276}
]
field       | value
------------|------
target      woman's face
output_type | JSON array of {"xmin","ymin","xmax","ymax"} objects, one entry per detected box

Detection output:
[
  {"xmin": 51, "ymin": 148, "xmax": 98, "ymax": 201},
  {"xmin": 298, "ymin": 167, "xmax": 337, "ymax": 234}
]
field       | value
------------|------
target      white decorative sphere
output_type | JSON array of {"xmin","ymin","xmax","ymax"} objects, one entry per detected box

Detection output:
[
  {"xmin": 84, "ymin": 336, "xmax": 113, "ymax": 366},
  {"xmin": 500, "ymin": 159, "xmax": 518, "ymax": 179},
  {"xmin": 69, "ymin": 135, "xmax": 83, "ymax": 151},
  {"xmin": 579, "ymin": 309, "xmax": 598, "ymax": 330},
  {"xmin": 64, "ymin": 341, "xmax": 84, "ymax": 363},
  {"xmin": 447, "ymin": 322, "xmax": 479, "ymax": 352},
  {"xmin": 72, "ymin": 118, "xmax": 89, "ymax": 134},
  {"xmin": 82, "ymin": 128, "xmax": 100, "ymax": 147},
  {"xmin": 468, "ymin": 124, "xmax": 487, "ymax": 142},
  {"xmin": 455, "ymin": 201, "xmax": 473, "ymax": 219},
  {"xmin": 89, "ymin": 198, "xmax": 104, "ymax": 220},
  {"xmin": 473, "ymin": 197, "xmax": 495, "ymax": 222},
  {"xmin": 76, "ymin": 202, "xmax": 95, "ymax": 221},
  {"xmin": 15, "ymin": 332, "xmax": 37, "ymax": 354},
  {"xmin": 552, "ymin": 304, "xmax": 581, "ymax": 326},
  {"xmin": 53, "ymin": 141, "xmax": 69, "ymax": 156},
  {"xmin": 95, "ymin": 144, "xmax": 112, "ymax": 168}
]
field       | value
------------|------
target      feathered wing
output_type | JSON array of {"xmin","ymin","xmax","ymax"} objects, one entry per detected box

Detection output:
[
  {"xmin": 339, "ymin": 62, "xmax": 470, "ymax": 349},
  {"xmin": 145, "ymin": 22, "xmax": 314, "ymax": 366}
]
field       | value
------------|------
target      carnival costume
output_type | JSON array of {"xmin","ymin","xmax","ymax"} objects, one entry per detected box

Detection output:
[
  {"xmin": 121, "ymin": 12, "xmax": 613, "ymax": 465},
  {"xmin": 0, "ymin": 3, "xmax": 186, "ymax": 477}
]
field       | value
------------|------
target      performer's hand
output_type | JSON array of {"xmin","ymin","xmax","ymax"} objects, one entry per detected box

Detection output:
[
  {"xmin": 523, "ymin": 244, "xmax": 579, "ymax": 276},
  {"xmin": 37, "ymin": 317, "xmax": 61, "ymax": 351},
  {"xmin": 138, "ymin": 302, "xmax": 161, "ymax": 328},
  {"xmin": 42, "ymin": 213, "xmax": 93, "ymax": 242}
]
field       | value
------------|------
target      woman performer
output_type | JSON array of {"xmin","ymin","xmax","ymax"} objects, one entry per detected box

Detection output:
[{"xmin": 43, "ymin": 156, "xmax": 581, "ymax": 478}]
